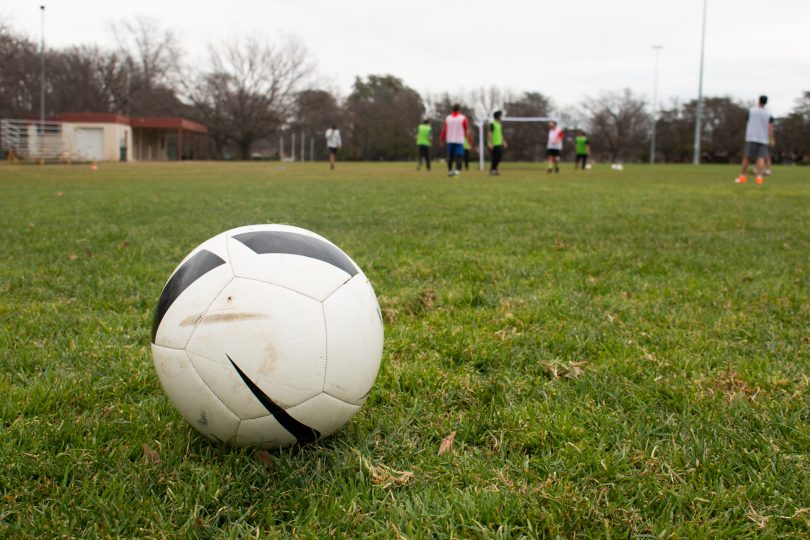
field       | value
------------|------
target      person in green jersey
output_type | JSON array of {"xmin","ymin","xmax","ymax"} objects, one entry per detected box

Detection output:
[
  {"xmin": 487, "ymin": 110, "xmax": 507, "ymax": 175},
  {"xmin": 416, "ymin": 119, "xmax": 432, "ymax": 171},
  {"xmin": 574, "ymin": 131, "xmax": 590, "ymax": 170}
]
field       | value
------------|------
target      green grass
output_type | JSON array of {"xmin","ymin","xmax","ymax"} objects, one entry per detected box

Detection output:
[{"xmin": 1, "ymin": 161, "xmax": 809, "ymax": 538}]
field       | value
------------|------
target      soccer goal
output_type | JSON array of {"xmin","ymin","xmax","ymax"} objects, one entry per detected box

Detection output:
[{"xmin": 473, "ymin": 115, "xmax": 557, "ymax": 171}]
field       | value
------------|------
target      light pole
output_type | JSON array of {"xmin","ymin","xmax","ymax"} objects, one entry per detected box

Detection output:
[
  {"xmin": 693, "ymin": 0, "xmax": 708, "ymax": 165},
  {"xmin": 40, "ymin": 5, "xmax": 46, "ymax": 158},
  {"xmin": 650, "ymin": 45, "xmax": 663, "ymax": 164}
]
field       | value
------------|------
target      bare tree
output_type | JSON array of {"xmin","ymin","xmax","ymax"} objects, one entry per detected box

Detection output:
[
  {"xmin": 46, "ymin": 46, "xmax": 130, "ymax": 114},
  {"xmin": 111, "ymin": 15, "xmax": 183, "ymax": 116},
  {"xmin": 188, "ymin": 36, "xmax": 313, "ymax": 159},
  {"xmin": 468, "ymin": 86, "xmax": 512, "ymax": 121},
  {"xmin": 582, "ymin": 89, "xmax": 649, "ymax": 162},
  {"xmin": 0, "ymin": 25, "xmax": 38, "ymax": 119}
]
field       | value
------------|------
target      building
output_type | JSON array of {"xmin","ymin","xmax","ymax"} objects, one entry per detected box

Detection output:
[{"xmin": 1, "ymin": 113, "xmax": 209, "ymax": 162}]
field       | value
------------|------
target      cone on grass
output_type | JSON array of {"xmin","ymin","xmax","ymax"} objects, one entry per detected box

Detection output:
[{"xmin": 91, "ymin": 161, "xmax": 98, "ymax": 171}]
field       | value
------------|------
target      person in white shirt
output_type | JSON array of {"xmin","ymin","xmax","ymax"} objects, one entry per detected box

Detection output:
[
  {"xmin": 325, "ymin": 125, "xmax": 342, "ymax": 170},
  {"xmin": 440, "ymin": 104, "xmax": 470, "ymax": 177},
  {"xmin": 735, "ymin": 95, "xmax": 774, "ymax": 185},
  {"xmin": 546, "ymin": 120, "xmax": 563, "ymax": 174}
]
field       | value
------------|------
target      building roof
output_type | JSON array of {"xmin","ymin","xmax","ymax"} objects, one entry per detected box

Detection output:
[
  {"xmin": 128, "ymin": 117, "xmax": 208, "ymax": 133},
  {"xmin": 53, "ymin": 113, "xmax": 208, "ymax": 134}
]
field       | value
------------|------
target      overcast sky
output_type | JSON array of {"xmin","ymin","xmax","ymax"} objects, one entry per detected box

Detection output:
[{"xmin": 4, "ymin": 0, "xmax": 808, "ymax": 116}]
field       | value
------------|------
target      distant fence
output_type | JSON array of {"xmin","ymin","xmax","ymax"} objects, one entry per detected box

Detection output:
[{"xmin": 1, "ymin": 119, "xmax": 90, "ymax": 162}]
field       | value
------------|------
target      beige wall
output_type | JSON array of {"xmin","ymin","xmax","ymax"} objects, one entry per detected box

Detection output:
[{"xmin": 64, "ymin": 122, "xmax": 132, "ymax": 161}]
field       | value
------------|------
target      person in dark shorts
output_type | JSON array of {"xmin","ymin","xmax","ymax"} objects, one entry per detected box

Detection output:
[
  {"xmin": 440, "ymin": 103, "xmax": 469, "ymax": 177},
  {"xmin": 416, "ymin": 119, "xmax": 432, "ymax": 171},
  {"xmin": 488, "ymin": 110, "xmax": 507, "ymax": 175},
  {"xmin": 574, "ymin": 131, "xmax": 590, "ymax": 170},
  {"xmin": 546, "ymin": 120, "xmax": 563, "ymax": 173},
  {"xmin": 325, "ymin": 124, "xmax": 342, "ymax": 170},
  {"xmin": 736, "ymin": 95, "xmax": 774, "ymax": 184}
]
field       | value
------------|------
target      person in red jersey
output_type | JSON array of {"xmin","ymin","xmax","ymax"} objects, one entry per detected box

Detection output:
[{"xmin": 440, "ymin": 103, "xmax": 469, "ymax": 177}]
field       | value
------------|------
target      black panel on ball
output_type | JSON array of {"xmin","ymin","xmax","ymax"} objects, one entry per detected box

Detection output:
[
  {"xmin": 232, "ymin": 231, "xmax": 358, "ymax": 277},
  {"xmin": 227, "ymin": 354, "xmax": 321, "ymax": 444},
  {"xmin": 151, "ymin": 249, "xmax": 227, "ymax": 342}
]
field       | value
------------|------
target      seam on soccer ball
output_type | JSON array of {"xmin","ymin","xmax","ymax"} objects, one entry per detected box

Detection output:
[
  {"xmin": 321, "ymin": 275, "xmax": 354, "ymax": 303},
  {"xmin": 239, "ymin": 388, "xmax": 323, "ymax": 421},
  {"xmin": 224, "ymin": 231, "xmax": 235, "ymax": 276},
  {"xmin": 323, "ymin": 389, "xmax": 366, "ymax": 407},
  {"xmin": 234, "ymin": 276, "xmax": 322, "ymax": 302},
  {"xmin": 183, "ymin": 276, "xmax": 235, "ymax": 349},
  {"xmin": 183, "ymin": 350, "xmax": 241, "ymax": 421},
  {"xmin": 321, "ymin": 303, "xmax": 328, "ymax": 390}
]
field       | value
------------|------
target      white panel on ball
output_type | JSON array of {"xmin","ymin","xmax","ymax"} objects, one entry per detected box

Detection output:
[
  {"xmin": 236, "ymin": 415, "xmax": 298, "ymax": 449},
  {"xmin": 185, "ymin": 277, "xmax": 327, "ymax": 410},
  {"xmin": 323, "ymin": 275, "xmax": 384, "ymax": 404},
  {"xmin": 151, "ymin": 344, "xmax": 240, "ymax": 443},
  {"xmin": 226, "ymin": 225, "xmax": 357, "ymax": 302},
  {"xmin": 186, "ymin": 351, "xmax": 268, "ymax": 420},
  {"xmin": 286, "ymin": 393, "xmax": 361, "ymax": 439}
]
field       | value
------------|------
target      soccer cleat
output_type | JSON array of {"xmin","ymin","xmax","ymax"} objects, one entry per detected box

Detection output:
[
  {"xmin": 755, "ymin": 176, "xmax": 764, "ymax": 184},
  {"xmin": 735, "ymin": 175, "xmax": 747, "ymax": 184},
  {"xmin": 454, "ymin": 170, "xmax": 460, "ymax": 176},
  {"xmin": 448, "ymin": 171, "xmax": 454, "ymax": 177},
  {"xmin": 764, "ymin": 169, "xmax": 772, "ymax": 177}
]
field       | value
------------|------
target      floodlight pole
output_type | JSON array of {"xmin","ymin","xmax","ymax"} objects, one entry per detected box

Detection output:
[
  {"xmin": 693, "ymin": 0, "xmax": 708, "ymax": 165},
  {"xmin": 39, "ymin": 5, "xmax": 46, "ymax": 158},
  {"xmin": 650, "ymin": 45, "xmax": 662, "ymax": 164}
]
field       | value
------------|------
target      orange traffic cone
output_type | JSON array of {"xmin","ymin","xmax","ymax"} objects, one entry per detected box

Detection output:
[{"xmin": 91, "ymin": 161, "xmax": 98, "ymax": 171}]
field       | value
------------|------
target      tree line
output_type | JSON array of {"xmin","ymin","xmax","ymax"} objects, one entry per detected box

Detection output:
[{"xmin": 2, "ymin": 18, "xmax": 808, "ymax": 164}]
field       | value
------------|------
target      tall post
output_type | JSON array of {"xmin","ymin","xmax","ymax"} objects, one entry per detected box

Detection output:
[
  {"xmin": 650, "ymin": 45, "xmax": 663, "ymax": 164},
  {"xmin": 39, "ymin": 5, "xmax": 46, "ymax": 159},
  {"xmin": 693, "ymin": 0, "xmax": 708, "ymax": 165},
  {"xmin": 291, "ymin": 133, "xmax": 295, "ymax": 161},
  {"xmin": 310, "ymin": 138, "xmax": 314, "ymax": 161}
]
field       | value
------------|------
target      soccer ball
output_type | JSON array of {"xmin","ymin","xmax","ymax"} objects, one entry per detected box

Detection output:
[{"xmin": 150, "ymin": 224, "xmax": 384, "ymax": 448}]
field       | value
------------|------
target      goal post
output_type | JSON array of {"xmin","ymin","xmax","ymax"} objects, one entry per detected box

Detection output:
[{"xmin": 474, "ymin": 115, "xmax": 557, "ymax": 171}]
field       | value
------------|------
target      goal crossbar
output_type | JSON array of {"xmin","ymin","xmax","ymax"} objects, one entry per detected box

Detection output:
[{"xmin": 474, "ymin": 116, "xmax": 558, "ymax": 171}]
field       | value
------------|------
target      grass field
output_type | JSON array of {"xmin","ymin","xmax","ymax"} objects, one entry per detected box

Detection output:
[{"xmin": 1, "ymin": 161, "xmax": 809, "ymax": 538}]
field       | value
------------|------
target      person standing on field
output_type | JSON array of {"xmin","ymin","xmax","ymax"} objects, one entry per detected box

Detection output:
[
  {"xmin": 463, "ymin": 133, "xmax": 472, "ymax": 171},
  {"xmin": 488, "ymin": 110, "xmax": 507, "ymax": 175},
  {"xmin": 440, "ymin": 103, "xmax": 469, "ymax": 177},
  {"xmin": 736, "ymin": 95, "xmax": 774, "ymax": 184},
  {"xmin": 416, "ymin": 119, "xmax": 432, "ymax": 172},
  {"xmin": 546, "ymin": 120, "xmax": 563, "ymax": 173},
  {"xmin": 574, "ymin": 131, "xmax": 590, "ymax": 170},
  {"xmin": 325, "ymin": 124, "xmax": 342, "ymax": 170}
]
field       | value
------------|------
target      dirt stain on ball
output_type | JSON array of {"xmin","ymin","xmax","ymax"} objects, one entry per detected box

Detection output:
[{"xmin": 180, "ymin": 312, "xmax": 268, "ymax": 327}]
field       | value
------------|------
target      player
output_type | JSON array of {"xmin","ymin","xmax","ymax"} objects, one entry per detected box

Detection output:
[
  {"xmin": 440, "ymin": 103, "xmax": 469, "ymax": 177},
  {"xmin": 325, "ymin": 124, "xmax": 342, "ymax": 170},
  {"xmin": 416, "ymin": 119, "xmax": 432, "ymax": 171},
  {"xmin": 546, "ymin": 120, "xmax": 563, "ymax": 173},
  {"xmin": 574, "ymin": 131, "xmax": 590, "ymax": 170},
  {"xmin": 488, "ymin": 110, "xmax": 507, "ymax": 175},
  {"xmin": 735, "ymin": 95, "xmax": 774, "ymax": 184}
]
